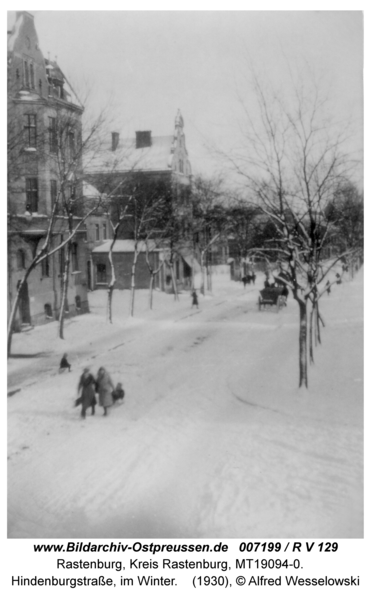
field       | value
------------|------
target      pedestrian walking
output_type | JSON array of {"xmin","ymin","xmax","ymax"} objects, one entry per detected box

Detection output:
[
  {"xmin": 77, "ymin": 367, "xmax": 96, "ymax": 419},
  {"xmin": 191, "ymin": 289, "xmax": 199, "ymax": 309},
  {"xmin": 59, "ymin": 353, "xmax": 71, "ymax": 373},
  {"xmin": 326, "ymin": 280, "xmax": 331, "ymax": 295},
  {"xmin": 96, "ymin": 367, "xmax": 114, "ymax": 416}
]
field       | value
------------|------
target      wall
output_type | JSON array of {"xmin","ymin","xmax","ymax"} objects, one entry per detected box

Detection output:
[{"xmin": 92, "ymin": 252, "xmax": 161, "ymax": 290}]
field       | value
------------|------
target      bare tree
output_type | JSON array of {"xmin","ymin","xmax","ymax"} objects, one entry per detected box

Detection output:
[
  {"xmin": 191, "ymin": 175, "xmax": 227, "ymax": 293},
  {"xmin": 228, "ymin": 69, "xmax": 358, "ymax": 387}
]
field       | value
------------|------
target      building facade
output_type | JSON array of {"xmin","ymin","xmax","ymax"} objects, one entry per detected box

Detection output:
[
  {"xmin": 7, "ymin": 11, "xmax": 90, "ymax": 329},
  {"xmin": 84, "ymin": 111, "xmax": 197, "ymax": 291}
]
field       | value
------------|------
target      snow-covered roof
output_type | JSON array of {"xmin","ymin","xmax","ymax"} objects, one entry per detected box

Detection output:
[
  {"xmin": 92, "ymin": 240, "xmax": 162, "ymax": 253},
  {"xmin": 85, "ymin": 135, "xmax": 175, "ymax": 174},
  {"xmin": 83, "ymin": 181, "xmax": 100, "ymax": 198},
  {"xmin": 7, "ymin": 13, "xmax": 24, "ymax": 52}
]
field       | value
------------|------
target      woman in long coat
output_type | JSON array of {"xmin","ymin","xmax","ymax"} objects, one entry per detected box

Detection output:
[
  {"xmin": 77, "ymin": 368, "xmax": 96, "ymax": 419},
  {"xmin": 96, "ymin": 367, "xmax": 114, "ymax": 416}
]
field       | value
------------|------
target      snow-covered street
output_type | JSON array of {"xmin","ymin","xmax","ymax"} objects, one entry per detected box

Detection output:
[{"xmin": 7, "ymin": 270, "xmax": 363, "ymax": 539}]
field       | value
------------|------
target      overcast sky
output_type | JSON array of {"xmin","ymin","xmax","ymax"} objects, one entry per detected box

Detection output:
[{"xmin": 7, "ymin": 10, "xmax": 363, "ymax": 182}]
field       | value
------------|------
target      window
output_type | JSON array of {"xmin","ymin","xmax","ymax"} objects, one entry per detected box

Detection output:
[
  {"xmin": 72, "ymin": 243, "xmax": 79, "ymax": 271},
  {"xmin": 96, "ymin": 263, "xmax": 107, "ymax": 283},
  {"xmin": 41, "ymin": 256, "xmax": 50, "ymax": 277},
  {"xmin": 26, "ymin": 178, "xmax": 38, "ymax": 212},
  {"xmin": 17, "ymin": 249, "xmax": 26, "ymax": 269},
  {"xmin": 95, "ymin": 224, "xmax": 100, "ymax": 241},
  {"xmin": 30, "ymin": 63, "xmax": 35, "ymax": 89},
  {"xmin": 50, "ymin": 180, "xmax": 57, "ymax": 208},
  {"xmin": 24, "ymin": 114, "xmax": 37, "ymax": 148},
  {"xmin": 103, "ymin": 223, "xmax": 107, "ymax": 239},
  {"xmin": 49, "ymin": 117, "xmax": 57, "ymax": 153},
  {"xmin": 23, "ymin": 60, "xmax": 29, "ymax": 87},
  {"xmin": 68, "ymin": 130, "xmax": 75, "ymax": 158}
]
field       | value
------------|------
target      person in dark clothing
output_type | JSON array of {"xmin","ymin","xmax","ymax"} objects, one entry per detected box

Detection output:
[
  {"xmin": 112, "ymin": 382, "xmax": 125, "ymax": 404},
  {"xmin": 326, "ymin": 280, "xmax": 331, "ymax": 295},
  {"xmin": 77, "ymin": 368, "xmax": 96, "ymax": 419},
  {"xmin": 59, "ymin": 353, "xmax": 71, "ymax": 373},
  {"xmin": 191, "ymin": 289, "xmax": 199, "ymax": 309},
  {"xmin": 280, "ymin": 285, "xmax": 289, "ymax": 306}
]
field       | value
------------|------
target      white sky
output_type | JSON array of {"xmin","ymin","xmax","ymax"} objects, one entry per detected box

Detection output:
[{"xmin": 6, "ymin": 8, "xmax": 363, "ymax": 182}]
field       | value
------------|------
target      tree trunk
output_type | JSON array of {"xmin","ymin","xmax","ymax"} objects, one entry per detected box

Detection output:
[
  {"xmin": 316, "ymin": 303, "xmax": 324, "ymax": 344},
  {"xmin": 7, "ymin": 262, "xmax": 36, "ymax": 357},
  {"xmin": 149, "ymin": 273, "xmax": 154, "ymax": 309},
  {"xmin": 107, "ymin": 238, "xmax": 117, "ymax": 324},
  {"xmin": 298, "ymin": 299, "xmax": 308, "ymax": 388},
  {"xmin": 7, "ymin": 282, "xmax": 23, "ymax": 357},
  {"xmin": 170, "ymin": 262, "xmax": 179, "ymax": 301},
  {"xmin": 309, "ymin": 305, "xmax": 314, "ymax": 364},
  {"xmin": 58, "ymin": 241, "xmax": 72, "ymax": 340},
  {"xmin": 200, "ymin": 251, "xmax": 206, "ymax": 295},
  {"xmin": 207, "ymin": 264, "xmax": 212, "ymax": 292},
  {"xmin": 130, "ymin": 250, "xmax": 139, "ymax": 316}
]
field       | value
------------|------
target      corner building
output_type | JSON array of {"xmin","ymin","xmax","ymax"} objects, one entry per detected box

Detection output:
[{"xmin": 7, "ymin": 11, "xmax": 89, "ymax": 329}]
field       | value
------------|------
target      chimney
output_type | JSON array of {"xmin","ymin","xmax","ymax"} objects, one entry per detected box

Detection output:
[
  {"xmin": 111, "ymin": 131, "xmax": 119, "ymax": 151},
  {"xmin": 135, "ymin": 131, "xmax": 152, "ymax": 149}
]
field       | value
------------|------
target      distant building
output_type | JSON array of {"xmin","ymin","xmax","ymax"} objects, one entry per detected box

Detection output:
[
  {"xmin": 85, "ymin": 111, "xmax": 198, "ymax": 291},
  {"xmin": 82, "ymin": 181, "xmax": 112, "ymax": 290},
  {"xmin": 7, "ymin": 11, "xmax": 90, "ymax": 329},
  {"xmin": 92, "ymin": 240, "xmax": 164, "ymax": 290}
]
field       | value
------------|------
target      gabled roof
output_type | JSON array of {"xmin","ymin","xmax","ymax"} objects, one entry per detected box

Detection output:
[{"xmin": 85, "ymin": 135, "xmax": 175, "ymax": 174}]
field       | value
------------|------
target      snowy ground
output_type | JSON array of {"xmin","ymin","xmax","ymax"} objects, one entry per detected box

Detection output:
[{"xmin": 7, "ymin": 268, "xmax": 363, "ymax": 538}]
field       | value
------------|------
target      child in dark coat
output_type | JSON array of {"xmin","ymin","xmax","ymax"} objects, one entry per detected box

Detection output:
[
  {"xmin": 59, "ymin": 353, "xmax": 71, "ymax": 373},
  {"xmin": 112, "ymin": 383, "xmax": 125, "ymax": 404}
]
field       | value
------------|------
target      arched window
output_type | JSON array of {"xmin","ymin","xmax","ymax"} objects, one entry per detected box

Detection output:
[{"xmin": 17, "ymin": 249, "xmax": 26, "ymax": 269}]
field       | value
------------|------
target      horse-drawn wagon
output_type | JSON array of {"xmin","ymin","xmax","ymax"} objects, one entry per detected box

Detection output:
[{"xmin": 258, "ymin": 285, "xmax": 287, "ymax": 312}]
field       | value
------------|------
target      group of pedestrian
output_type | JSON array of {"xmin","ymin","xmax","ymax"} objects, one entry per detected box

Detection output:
[{"xmin": 75, "ymin": 366, "xmax": 124, "ymax": 419}]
